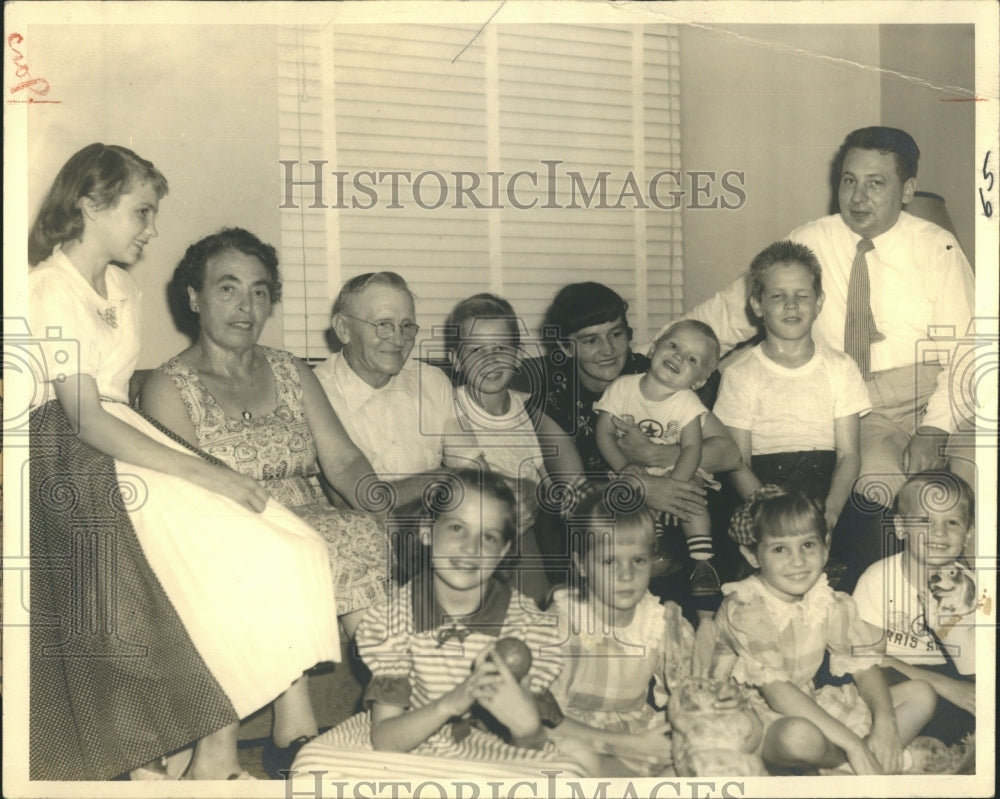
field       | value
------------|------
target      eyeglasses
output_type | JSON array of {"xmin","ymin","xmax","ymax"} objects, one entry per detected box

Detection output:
[{"xmin": 341, "ymin": 314, "xmax": 420, "ymax": 340}]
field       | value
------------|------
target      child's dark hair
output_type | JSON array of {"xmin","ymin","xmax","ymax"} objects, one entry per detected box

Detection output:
[
  {"xmin": 728, "ymin": 486, "xmax": 827, "ymax": 549},
  {"xmin": 30, "ymin": 143, "xmax": 169, "ymax": 266},
  {"xmin": 443, "ymin": 293, "xmax": 521, "ymax": 356},
  {"xmin": 543, "ymin": 282, "xmax": 633, "ymax": 343},
  {"xmin": 894, "ymin": 470, "xmax": 975, "ymax": 526},
  {"xmin": 748, "ymin": 240, "xmax": 823, "ymax": 303},
  {"xmin": 393, "ymin": 468, "xmax": 519, "ymax": 585},
  {"xmin": 565, "ymin": 483, "xmax": 656, "ymax": 599}
]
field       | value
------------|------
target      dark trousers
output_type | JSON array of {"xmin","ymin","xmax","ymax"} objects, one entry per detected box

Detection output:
[{"xmin": 752, "ymin": 449, "xmax": 836, "ymax": 503}]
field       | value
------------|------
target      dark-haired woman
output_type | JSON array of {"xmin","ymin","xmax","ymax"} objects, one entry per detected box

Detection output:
[
  {"xmin": 140, "ymin": 227, "xmax": 390, "ymax": 776},
  {"xmin": 521, "ymin": 282, "xmax": 741, "ymax": 521}
]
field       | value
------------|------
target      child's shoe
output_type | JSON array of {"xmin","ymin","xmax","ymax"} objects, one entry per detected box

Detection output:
[
  {"xmin": 263, "ymin": 735, "xmax": 315, "ymax": 779},
  {"xmin": 690, "ymin": 560, "xmax": 721, "ymax": 598}
]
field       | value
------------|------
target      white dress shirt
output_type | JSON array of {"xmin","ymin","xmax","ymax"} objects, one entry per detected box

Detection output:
[
  {"xmin": 314, "ymin": 351, "xmax": 457, "ymax": 478},
  {"xmin": 683, "ymin": 212, "xmax": 974, "ymax": 433}
]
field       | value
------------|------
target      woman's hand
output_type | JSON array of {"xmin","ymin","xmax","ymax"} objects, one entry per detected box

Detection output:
[
  {"xmin": 613, "ymin": 416, "xmax": 680, "ymax": 470},
  {"xmin": 199, "ymin": 464, "xmax": 270, "ymax": 513},
  {"xmin": 638, "ymin": 473, "xmax": 707, "ymax": 521}
]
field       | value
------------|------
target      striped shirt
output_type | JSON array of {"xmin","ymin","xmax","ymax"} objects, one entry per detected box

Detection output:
[{"xmin": 360, "ymin": 574, "xmax": 563, "ymax": 717}]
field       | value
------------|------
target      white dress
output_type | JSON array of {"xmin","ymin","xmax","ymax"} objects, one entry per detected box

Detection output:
[{"xmin": 28, "ymin": 250, "xmax": 340, "ymax": 719}]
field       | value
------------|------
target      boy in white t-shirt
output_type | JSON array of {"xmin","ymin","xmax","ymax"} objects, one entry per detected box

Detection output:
[
  {"xmin": 713, "ymin": 240, "xmax": 870, "ymax": 532},
  {"xmin": 593, "ymin": 320, "xmax": 723, "ymax": 599},
  {"xmin": 853, "ymin": 471, "xmax": 976, "ymax": 745}
]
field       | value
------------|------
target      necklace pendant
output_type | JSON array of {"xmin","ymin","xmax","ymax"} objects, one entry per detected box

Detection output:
[{"xmin": 242, "ymin": 410, "xmax": 253, "ymax": 421}]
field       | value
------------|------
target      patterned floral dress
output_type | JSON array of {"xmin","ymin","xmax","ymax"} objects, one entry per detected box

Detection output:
[
  {"xmin": 712, "ymin": 574, "xmax": 875, "ymax": 739},
  {"xmin": 155, "ymin": 347, "xmax": 388, "ymax": 616}
]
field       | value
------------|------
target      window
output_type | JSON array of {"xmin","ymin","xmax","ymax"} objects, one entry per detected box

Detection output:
[{"xmin": 278, "ymin": 23, "xmax": 683, "ymax": 361}]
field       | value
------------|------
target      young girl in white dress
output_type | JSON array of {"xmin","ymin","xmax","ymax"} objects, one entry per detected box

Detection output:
[
  {"xmin": 545, "ymin": 486, "xmax": 698, "ymax": 775},
  {"xmin": 711, "ymin": 487, "xmax": 936, "ymax": 775},
  {"xmin": 27, "ymin": 143, "xmax": 339, "ymax": 780}
]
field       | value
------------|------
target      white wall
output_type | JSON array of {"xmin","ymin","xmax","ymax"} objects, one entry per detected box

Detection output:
[
  {"xmin": 27, "ymin": 25, "xmax": 283, "ymax": 369},
  {"xmin": 24, "ymin": 22, "xmax": 976, "ymax": 363},
  {"xmin": 679, "ymin": 23, "xmax": 977, "ymax": 310},
  {"xmin": 679, "ymin": 24, "xmax": 882, "ymax": 308},
  {"xmin": 880, "ymin": 24, "xmax": 976, "ymax": 265}
]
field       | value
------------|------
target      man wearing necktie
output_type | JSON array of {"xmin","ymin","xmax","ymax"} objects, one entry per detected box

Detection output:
[{"xmin": 676, "ymin": 127, "xmax": 976, "ymax": 585}]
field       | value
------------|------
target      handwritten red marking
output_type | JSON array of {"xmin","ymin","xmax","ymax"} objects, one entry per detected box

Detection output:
[{"xmin": 7, "ymin": 32, "xmax": 59, "ymax": 103}]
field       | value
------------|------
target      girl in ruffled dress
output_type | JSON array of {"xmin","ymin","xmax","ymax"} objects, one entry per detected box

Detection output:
[
  {"xmin": 546, "ymin": 486, "xmax": 700, "ymax": 775},
  {"xmin": 711, "ymin": 487, "xmax": 936, "ymax": 775}
]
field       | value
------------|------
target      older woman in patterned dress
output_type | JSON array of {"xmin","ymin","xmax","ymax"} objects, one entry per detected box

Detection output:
[{"xmin": 140, "ymin": 227, "xmax": 389, "ymax": 774}]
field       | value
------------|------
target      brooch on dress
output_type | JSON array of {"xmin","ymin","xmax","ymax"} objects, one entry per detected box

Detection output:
[{"xmin": 97, "ymin": 306, "xmax": 118, "ymax": 329}]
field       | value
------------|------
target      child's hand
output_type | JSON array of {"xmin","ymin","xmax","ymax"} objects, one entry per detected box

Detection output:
[
  {"xmin": 439, "ymin": 663, "xmax": 499, "ymax": 719},
  {"xmin": 620, "ymin": 724, "xmax": 673, "ymax": 769},
  {"xmin": 621, "ymin": 464, "xmax": 646, "ymax": 477},
  {"xmin": 556, "ymin": 473, "xmax": 590, "ymax": 516},
  {"xmin": 202, "ymin": 465, "xmax": 270, "ymax": 513},
  {"xmin": 473, "ymin": 645, "xmax": 543, "ymax": 741},
  {"xmin": 947, "ymin": 679, "xmax": 976, "ymax": 715},
  {"xmin": 844, "ymin": 739, "xmax": 884, "ymax": 775},
  {"xmin": 865, "ymin": 719, "xmax": 904, "ymax": 773}
]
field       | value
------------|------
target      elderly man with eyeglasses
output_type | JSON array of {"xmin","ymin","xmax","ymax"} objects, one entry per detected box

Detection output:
[{"xmin": 315, "ymin": 272, "xmax": 459, "ymax": 484}]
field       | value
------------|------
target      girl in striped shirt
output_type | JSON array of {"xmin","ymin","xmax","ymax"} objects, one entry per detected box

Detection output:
[{"xmin": 293, "ymin": 469, "xmax": 591, "ymax": 775}]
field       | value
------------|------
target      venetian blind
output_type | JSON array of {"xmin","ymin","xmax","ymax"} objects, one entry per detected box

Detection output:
[{"xmin": 278, "ymin": 24, "xmax": 684, "ymax": 361}]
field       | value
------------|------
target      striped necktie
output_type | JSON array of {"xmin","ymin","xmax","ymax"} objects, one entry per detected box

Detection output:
[{"xmin": 844, "ymin": 238, "xmax": 884, "ymax": 380}]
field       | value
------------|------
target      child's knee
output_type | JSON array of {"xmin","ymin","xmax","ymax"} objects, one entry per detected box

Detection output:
[
  {"xmin": 765, "ymin": 717, "xmax": 826, "ymax": 761},
  {"xmin": 903, "ymin": 678, "xmax": 938, "ymax": 718}
]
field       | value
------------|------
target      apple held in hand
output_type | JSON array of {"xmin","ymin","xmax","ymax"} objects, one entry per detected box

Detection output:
[{"xmin": 493, "ymin": 637, "xmax": 533, "ymax": 682}]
